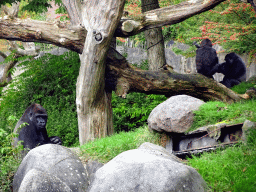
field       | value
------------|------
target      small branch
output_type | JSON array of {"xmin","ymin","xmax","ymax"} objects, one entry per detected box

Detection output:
[
  {"xmin": 0, "ymin": 54, "xmax": 19, "ymax": 87},
  {"xmin": 0, "ymin": 51, "xmax": 7, "ymax": 58}
]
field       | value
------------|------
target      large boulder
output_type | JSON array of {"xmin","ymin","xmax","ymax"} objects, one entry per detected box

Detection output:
[
  {"xmin": 13, "ymin": 144, "xmax": 89, "ymax": 192},
  {"xmin": 148, "ymin": 95, "xmax": 205, "ymax": 133},
  {"xmin": 89, "ymin": 142, "xmax": 208, "ymax": 192}
]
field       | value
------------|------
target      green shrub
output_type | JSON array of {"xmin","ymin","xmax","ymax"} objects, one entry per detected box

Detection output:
[
  {"xmin": 112, "ymin": 92, "xmax": 166, "ymax": 132},
  {"xmin": 0, "ymin": 116, "xmax": 22, "ymax": 192},
  {"xmin": 0, "ymin": 51, "xmax": 80, "ymax": 147}
]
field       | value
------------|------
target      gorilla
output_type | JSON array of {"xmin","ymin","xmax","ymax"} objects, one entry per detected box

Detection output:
[
  {"xmin": 193, "ymin": 39, "xmax": 219, "ymax": 79},
  {"xmin": 13, "ymin": 103, "xmax": 62, "ymax": 155},
  {"xmin": 210, "ymin": 52, "xmax": 246, "ymax": 88}
]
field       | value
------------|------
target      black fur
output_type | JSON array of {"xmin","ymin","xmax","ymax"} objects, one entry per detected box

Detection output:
[
  {"xmin": 194, "ymin": 39, "xmax": 219, "ymax": 79},
  {"xmin": 211, "ymin": 52, "xmax": 246, "ymax": 88},
  {"xmin": 13, "ymin": 103, "xmax": 62, "ymax": 155}
]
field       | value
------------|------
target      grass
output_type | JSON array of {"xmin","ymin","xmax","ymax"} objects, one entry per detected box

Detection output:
[
  {"xmin": 187, "ymin": 129, "xmax": 256, "ymax": 192},
  {"xmin": 189, "ymin": 99, "xmax": 256, "ymax": 132},
  {"xmin": 79, "ymin": 126, "xmax": 162, "ymax": 163}
]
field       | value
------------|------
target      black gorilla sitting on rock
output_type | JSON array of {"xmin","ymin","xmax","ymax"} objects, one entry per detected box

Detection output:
[
  {"xmin": 210, "ymin": 52, "xmax": 246, "ymax": 88},
  {"xmin": 194, "ymin": 39, "xmax": 219, "ymax": 79},
  {"xmin": 13, "ymin": 103, "xmax": 62, "ymax": 155}
]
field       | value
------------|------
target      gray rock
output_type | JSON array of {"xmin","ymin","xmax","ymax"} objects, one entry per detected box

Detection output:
[
  {"xmin": 148, "ymin": 95, "xmax": 205, "ymax": 133},
  {"xmin": 89, "ymin": 143, "xmax": 208, "ymax": 192},
  {"xmin": 13, "ymin": 144, "xmax": 89, "ymax": 192},
  {"xmin": 138, "ymin": 142, "xmax": 182, "ymax": 163},
  {"xmin": 85, "ymin": 160, "xmax": 104, "ymax": 185},
  {"xmin": 18, "ymin": 169, "xmax": 72, "ymax": 192},
  {"xmin": 242, "ymin": 119, "xmax": 256, "ymax": 142}
]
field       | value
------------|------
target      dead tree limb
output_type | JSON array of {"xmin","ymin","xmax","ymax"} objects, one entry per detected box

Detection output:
[{"xmin": 106, "ymin": 48, "xmax": 247, "ymax": 103}]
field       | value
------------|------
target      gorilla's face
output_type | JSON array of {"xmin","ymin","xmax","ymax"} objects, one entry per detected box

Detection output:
[
  {"xmin": 225, "ymin": 57, "xmax": 234, "ymax": 65},
  {"xmin": 225, "ymin": 52, "xmax": 237, "ymax": 65},
  {"xmin": 35, "ymin": 114, "xmax": 47, "ymax": 129}
]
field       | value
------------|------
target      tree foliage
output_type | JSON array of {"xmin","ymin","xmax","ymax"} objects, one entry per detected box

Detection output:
[{"xmin": 123, "ymin": 0, "xmax": 256, "ymax": 61}]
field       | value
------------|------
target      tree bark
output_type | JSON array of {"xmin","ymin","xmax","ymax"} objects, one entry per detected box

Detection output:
[
  {"xmin": 74, "ymin": 0, "xmax": 125, "ymax": 144},
  {"xmin": 141, "ymin": 0, "xmax": 166, "ymax": 70}
]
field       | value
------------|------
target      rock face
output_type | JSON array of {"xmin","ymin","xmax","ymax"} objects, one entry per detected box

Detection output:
[
  {"xmin": 242, "ymin": 119, "xmax": 256, "ymax": 142},
  {"xmin": 13, "ymin": 144, "xmax": 89, "ymax": 192},
  {"xmin": 85, "ymin": 160, "xmax": 104, "ymax": 185},
  {"xmin": 148, "ymin": 95, "xmax": 205, "ymax": 133},
  {"xmin": 89, "ymin": 142, "xmax": 208, "ymax": 192}
]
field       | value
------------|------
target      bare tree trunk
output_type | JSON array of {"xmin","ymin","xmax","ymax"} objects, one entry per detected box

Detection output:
[
  {"xmin": 141, "ymin": 0, "xmax": 166, "ymax": 70},
  {"xmin": 75, "ymin": 0, "xmax": 125, "ymax": 144}
]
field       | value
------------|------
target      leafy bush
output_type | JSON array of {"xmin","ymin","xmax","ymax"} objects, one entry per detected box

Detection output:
[
  {"xmin": 0, "ymin": 116, "xmax": 22, "ymax": 192},
  {"xmin": 0, "ymin": 51, "xmax": 80, "ymax": 147},
  {"xmin": 112, "ymin": 92, "xmax": 166, "ymax": 132}
]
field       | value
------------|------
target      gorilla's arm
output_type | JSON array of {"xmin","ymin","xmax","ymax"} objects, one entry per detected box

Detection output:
[
  {"xmin": 49, "ymin": 136, "xmax": 62, "ymax": 145},
  {"xmin": 209, "ymin": 62, "xmax": 225, "ymax": 76},
  {"xmin": 193, "ymin": 41, "xmax": 201, "ymax": 48}
]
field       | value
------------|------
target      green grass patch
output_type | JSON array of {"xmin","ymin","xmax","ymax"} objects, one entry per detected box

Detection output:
[
  {"xmin": 231, "ymin": 82, "xmax": 256, "ymax": 94},
  {"xmin": 187, "ymin": 129, "xmax": 256, "ymax": 191},
  {"xmin": 80, "ymin": 126, "xmax": 161, "ymax": 163},
  {"xmin": 189, "ymin": 99, "xmax": 256, "ymax": 132}
]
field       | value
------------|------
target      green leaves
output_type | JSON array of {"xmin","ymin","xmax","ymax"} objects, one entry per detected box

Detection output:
[
  {"xmin": 21, "ymin": 0, "xmax": 51, "ymax": 13},
  {"xmin": 112, "ymin": 92, "xmax": 166, "ymax": 132}
]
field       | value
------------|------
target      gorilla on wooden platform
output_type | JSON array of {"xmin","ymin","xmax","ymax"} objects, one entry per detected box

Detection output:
[
  {"xmin": 210, "ymin": 52, "xmax": 246, "ymax": 88},
  {"xmin": 193, "ymin": 39, "xmax": 219, "ymax": 79},
  {"xmin": 13, "ymin": 103, "xmax": 62, "ymax": 154}
]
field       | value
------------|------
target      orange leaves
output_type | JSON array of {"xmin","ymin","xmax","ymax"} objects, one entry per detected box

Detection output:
[
  {"xmin": 230, "ymin": 33, "xmax": 237, "ymax": 41},
  {"xmin": 117, "ymin": 37, "xmax": 126, "ymax": 43}
]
